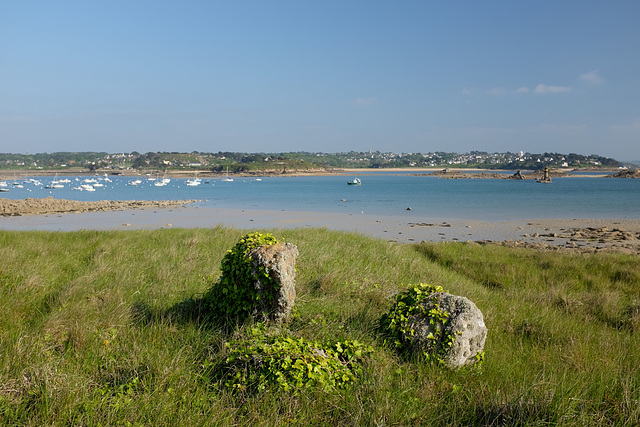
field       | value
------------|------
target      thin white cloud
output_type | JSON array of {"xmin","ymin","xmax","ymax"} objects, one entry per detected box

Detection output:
[
  {"xmin": 463, "ymin": 83, "xmax": 577, "ymax": 96},
  {"xmin": 486, "ymin": 87, "xmax": 507, "ymax": 96},
  {"xmin": 579, "ymin": 70, "xmax": 604, "ymax": 85},
  {"xmin": 534, "ymin": 84, "xmax": 572, "ymax": 94},
  {"xmin": 354, "ymin": 97, "xmax": 377, "ymax": 106},
  {"xmin": 1, "ymin": 116, "xmax": 35, "ymax": 123},
  {"xmin": 609, "ymin": 118, "xmax": 640, "ymax": 131},
  {"xmin": 462, "ymin": 87, "xmax": 525, "ymax": 96},
  {"xmin": 536, "ymin": 122, "xmax": 589, "ymax": 133}
]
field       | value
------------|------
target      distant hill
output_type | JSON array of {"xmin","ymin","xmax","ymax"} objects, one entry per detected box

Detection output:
[{"xmin": 0, "ymin": 150, "xmax": 623, "ymax": 171}]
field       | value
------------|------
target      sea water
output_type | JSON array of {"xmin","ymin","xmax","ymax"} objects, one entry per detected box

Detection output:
[{"xmin": 2, "ymin": 173, "xmax": 639, "ymax": 221}]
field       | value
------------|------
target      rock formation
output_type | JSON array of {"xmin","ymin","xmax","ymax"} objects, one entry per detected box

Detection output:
[
  {"xmin": 0, "ymin": 197, "xmax": 198, "ymax": 216},
  {"xmin": 408, "ymin": 291, "xmax": 487, "ymax": 368},
  {"xmin": 248, "ymin": 242, "xmax": 299, "ymax": 324},
  {"xmin": 606, "ymin": 169, "xmax": 640, "ymax": 178}
]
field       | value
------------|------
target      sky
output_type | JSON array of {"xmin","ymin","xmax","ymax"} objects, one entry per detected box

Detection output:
[{"xmin": 2, "ymin": 1, "xmax": 640, "ymax": 161}]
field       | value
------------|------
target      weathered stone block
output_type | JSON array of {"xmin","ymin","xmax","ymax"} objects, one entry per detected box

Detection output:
[{"xmin": 248, "ymin": 242, "xmax": 299, "ymax": 324}]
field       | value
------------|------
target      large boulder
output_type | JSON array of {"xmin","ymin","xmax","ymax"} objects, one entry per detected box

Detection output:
[
  {"xmin": 379, "ymin": 284, "xmax": 487, "ymax": 368},
  {"xmin": 248, "ymin": 242, "xmax": 299, "ymax": 324},
  {"xmin": 409, "ymin": 291, "xmax": 487, "ymax": 368}
]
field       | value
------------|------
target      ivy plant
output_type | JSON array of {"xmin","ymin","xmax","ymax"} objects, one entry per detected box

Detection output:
[
  {"xmin": 205, "ymin": 232, "xmax": 281, "ymax": 321},
  {"xmin": 216, "ymin": 324, "xmax": 372, "ymax": 393},
  {"xmin": 379, "ymin": 283, "xmax": 461, "ymax": 365}
]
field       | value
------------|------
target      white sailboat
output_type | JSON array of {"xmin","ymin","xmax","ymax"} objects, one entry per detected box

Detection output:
[
  {"xmin": 186, "ymin": 172, "xmax": 201, "ymax": 186},
  {"xmin": 45, "ymin": 174, "xmax": 64, "ymax": 189},
  {"xmin": 222, "ymin": 167, "xmax": 233, "ymax": 182}
]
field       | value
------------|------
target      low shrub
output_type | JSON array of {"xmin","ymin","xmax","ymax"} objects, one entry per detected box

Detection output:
[{"xmin": 214, "ymin": 324, "xmax": 372, "ymax": 393}]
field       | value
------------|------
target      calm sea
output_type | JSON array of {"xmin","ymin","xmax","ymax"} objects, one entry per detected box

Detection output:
[{"xmin": 2, "ymin": 173, "xmax": 639, "ymax": 221}]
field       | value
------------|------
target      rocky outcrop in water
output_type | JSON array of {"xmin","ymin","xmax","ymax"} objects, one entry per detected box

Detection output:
[
  {"xmin": 606, "ymin": 169, "xmax": 640, "ymax": 178},
  {"xmin": 421, "ymin": 169, "xmax": 569, "ymax": 180}
]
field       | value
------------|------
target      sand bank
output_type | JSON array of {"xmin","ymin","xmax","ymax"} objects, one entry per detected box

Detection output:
[
  {"xmin": 1, "ymin": 198, "xmax": 638, "ymax": 254},
  {"xmin": 0, "ymin": 197, "xmax": 198, "ymax": 217}
]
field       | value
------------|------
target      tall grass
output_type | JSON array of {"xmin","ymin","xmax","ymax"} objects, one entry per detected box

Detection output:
[{"xmin": 0, "ymin": 228, "xmax": 638, "ymax": 425}]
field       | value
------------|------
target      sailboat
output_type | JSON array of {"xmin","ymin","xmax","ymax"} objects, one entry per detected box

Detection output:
[
  {"xmin": 45, "ymin": 174, "xmax": 64, "ymax": 189},
  {"xmin": 186, "ymin": 172, "xmax": 201, "ymax": 186},
  {"xmin": 222, "ymin": 167, "xmax": 233, "ymax": 182},
  {"xmin": 154, "ymin": 171, "xmax": 170, "ymax": 186}
]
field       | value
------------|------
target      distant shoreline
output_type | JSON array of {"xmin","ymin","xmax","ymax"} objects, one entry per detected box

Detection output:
[{"xmin": 0, "ymin": 166, "xmax": 624, "ymax": 180}]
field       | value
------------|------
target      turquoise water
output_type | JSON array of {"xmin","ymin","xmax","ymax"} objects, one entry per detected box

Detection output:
[{"xmin": 2, "ymin": 174, "xmax": 639, "ymax": 221}]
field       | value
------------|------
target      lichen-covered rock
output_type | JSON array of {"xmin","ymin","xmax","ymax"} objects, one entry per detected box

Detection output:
[
  {"xmin": 248, "ymin": 242, "xmax": 299, "ymax": 324},
  {"xmin": 409, "ymin": 292, "xmax": 487, "ymax": 368}
]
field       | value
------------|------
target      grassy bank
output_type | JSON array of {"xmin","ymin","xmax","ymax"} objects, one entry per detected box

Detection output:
[{"xmin": 1, "ymin": 228, "xmax": 638, "ymax": 425}]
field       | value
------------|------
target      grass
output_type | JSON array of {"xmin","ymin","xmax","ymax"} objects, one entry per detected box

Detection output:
[{"xmin": 0, "ymin": 227, "xmax": 639, "ymax": 425}]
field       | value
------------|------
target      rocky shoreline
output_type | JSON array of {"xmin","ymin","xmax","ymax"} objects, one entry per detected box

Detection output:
[
  {"xmin": 606, "ymin": 169, "xmax": 640, "ymax": 178},
  {"xmin": 475, "ymin": 225, "xmax": 640, "ymax": 255},
  {"xmin": 405, "ymin": 220, "xmax": 640, "ymax": 255},
  {"xmin": 417, "ymin": 169, "xmax": 573, "ymax": 180},
  {"xmin": 0, "ymin": 168, "xmax": 340, "ymax": 180},
  {"xmin": 0, "ymin": 197, "xmax": 198, "ymax": 217},
  {"xmin": 2, "ymin": 167, "xmax": 636, "ymax": 180}
]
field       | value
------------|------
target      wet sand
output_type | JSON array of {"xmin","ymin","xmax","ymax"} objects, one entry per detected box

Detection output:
[{"xmin": 1, "ymin": 201, "xmax": 639, "ymax": 254}]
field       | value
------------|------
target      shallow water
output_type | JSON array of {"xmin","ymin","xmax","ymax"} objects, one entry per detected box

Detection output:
[{"xmin": 2, "ymin": 173, "xmax": 639, "ymax": 221}]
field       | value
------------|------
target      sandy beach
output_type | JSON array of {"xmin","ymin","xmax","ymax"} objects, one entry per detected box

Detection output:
[{"xmin": 1, "ymin": 198, "xmax": 639, "ymax": 254}]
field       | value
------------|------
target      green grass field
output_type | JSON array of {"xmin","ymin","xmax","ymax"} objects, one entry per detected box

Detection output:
[{"xmin": 1, "ymin": 227, "xmax": 638, "ymax": 426}]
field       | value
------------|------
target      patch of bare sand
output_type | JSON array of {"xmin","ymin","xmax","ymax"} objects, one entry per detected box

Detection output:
[{"xmin": 1, "ymin": 200, "xmax": 638, "ymax": 254}]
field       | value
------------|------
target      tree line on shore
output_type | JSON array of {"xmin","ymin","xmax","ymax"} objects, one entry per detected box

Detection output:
[{"xmin": 0, "ymin": 150, "xmax": 623, "ymax": 172}]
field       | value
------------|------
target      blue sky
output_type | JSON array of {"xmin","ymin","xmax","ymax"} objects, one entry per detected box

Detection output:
[{"xmin": 2, "ymin": 1, "xmax": 639, "ymax": 161}]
